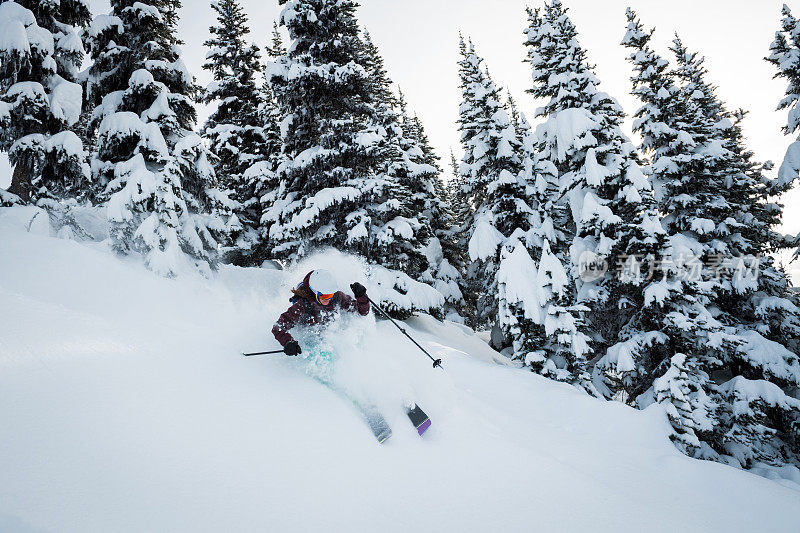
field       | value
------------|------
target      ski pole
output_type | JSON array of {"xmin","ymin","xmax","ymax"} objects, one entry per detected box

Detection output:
[
  {"xmin": 242, "ymin": 349, "xmax": 286, "ymax": 357},
  {"xmin": 366, "ymin": 296, "xmax": 443, "ymax": 370}
]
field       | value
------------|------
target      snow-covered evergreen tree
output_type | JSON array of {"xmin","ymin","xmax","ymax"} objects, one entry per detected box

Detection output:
[
  {"xmin": 397, "ymin": 95, "xmax": 466, "ymax": 320},
  {"xmin": 265, "ymin": 0, "xmax": 383, "ymax": 259},
  {"xmin": 202, "ymin": 0, "xmax": 272, "ymax": 265},
  {"xmin": 0, "ymin": 0, "xmax": 91, "ymax": 204},
  {"xmin": 506, "ymin": 91, "xmax": 527, "ymax": 147},
  {"xmin": 768, "ymin": 4, "xmax": 800, "ymax": 192},
  {"xmin": 653, "ymin": 353, "xmax": 718, "ymax": 456},
  {"xmin": 523, "ymin": 1, "xmax": 652, "ymax": 393},
  {"xmin": 357, "ymin": 30, "xmax": 431, "ymax": 281},
  {"xmin": 265, "ymin": 20, "xmax": 286, "ymax": 59},
  {"xmin": 625, "ymin": 9, "xmax": 800, "ymax": 470},
  {"xmin": 252, "ymin": 20, "xmax": 286, "ymax": 262},
  {"xmin": 457, "ymin": 38, "xmax": 534, "ymax": 336},
  {"xmin": 674, "ymin": 36, "xmax": 800, "ymax": 468},
  {"xmin": 443, "ymin": 147, "xmax": 474, "ymax": 322},
  {"xmin": 85, "ymin": 0, "xmax": 232, "ymax": 276},
  {"xmin": 602, "ymin": 8, "xmax": 718, "ymax": 410},
  {"xmin": 674, "ymin": 38, "xmax": 800, "ymax": 351},
  {"xmin": 265, "ymin": 0, "xmax": 442, "ymax": 317}
]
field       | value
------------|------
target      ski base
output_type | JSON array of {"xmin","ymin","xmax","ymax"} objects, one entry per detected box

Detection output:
[{"xmin": 406, "ymin": 405, "xmax": 431, "ymax": 436}]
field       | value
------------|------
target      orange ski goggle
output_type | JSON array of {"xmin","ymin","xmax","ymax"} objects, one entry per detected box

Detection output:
[{"xmin": 316, "ymin": 291, "xmax": 335, "ymax": 305}]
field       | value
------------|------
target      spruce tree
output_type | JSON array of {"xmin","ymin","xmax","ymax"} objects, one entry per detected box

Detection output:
[
  {"xmin": 523, "ymin": 1, "xmax": 653, "ymax": 393},
  {"xmin": 508, "ymin": 84, "xmax": 582, "ymax": 377},
  {"xmin": 452, "ymin": 38, "xmax": 481, "ymax": 325},
  {"xmin": 265, "ymin": 0, "xmax": 383, "ymax": 259},
  {"xmin": 265, "ymin": 21, "xmax": 287, "ymax": 59},
  {"xmin": 457, "ymin": 38, "xmax": 533, "ymax": 336},
  {"xmin": 625, "ymin": 9, "xmax": 800, "ymax": 470},
  {"xmin": 398, "ymin": 91, "xmax": 467, "ymax": 321},
  {"xmin": 253, "ymin": 20, "xmax": 285, "ymax": 260},
  {"xmin": 522, "ymin": 5, "xmax": 595, "ymax": 383},
  {"xmin": 621, "ymin": 9, "xmax": 750, "ymax": 457},
  {"xmin": 202, "ymin": 0, "xmax": 271, "ymax": 265},
  {"xmin": 358, "ymin": 29, "xmax": 431, "ymax": 281},
  {"xmin": 506, "ymin": 91, "xmax": 526, "ymax": 146},
  {"xmin": 266, "ymin": 0, "xmax": 443, "ymax": 316},
  {"xmin": 672, "ymin": 36, "xmax": 800, "ymax": 468},
  {"xmin": 599, "ymin": 9, "xmax": 712, "ymax": 408},
  {"xmin": 675, "ymin": 38, "xmax": 800, "ymax": 351},
  {"xmin": 769, "ymin": 4, "xmax": 800, "ymax": 192},
  {"xmin": 0, "ymin": 0, "xmax": 91, "ymax": 204},
  {"xmin": 445, "ymin": 147, "xmax": 475, "ymax": 323},
  {"xmin": 85, "ymin": 0, "xmax": 232, "ymax": 276}
]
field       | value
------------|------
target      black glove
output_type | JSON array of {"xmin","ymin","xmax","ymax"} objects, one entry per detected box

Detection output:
[
  {"xmin": 284, "ymin": 340, "xmax": 302, "ymax": 356},
  {"xmin": 350, "ymin": 282, "xmax": 367, "ymax": 298}
]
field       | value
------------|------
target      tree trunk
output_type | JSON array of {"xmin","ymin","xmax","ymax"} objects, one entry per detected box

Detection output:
[{"xmin": 7, "ymin": 163, "xmax": 30, "ymax": 203}]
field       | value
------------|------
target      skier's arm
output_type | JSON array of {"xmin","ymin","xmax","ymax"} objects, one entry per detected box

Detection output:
[
  {"xmin": 356, "ymin": 295, "xmax": 370, "ymax": 316},
  {"xmin": 272, "ymin": 302, "xmax": 304, "ymax": 347},
  {"xmin": 339, "ymin": 292, "xmax": 370, "ymax": 316}
]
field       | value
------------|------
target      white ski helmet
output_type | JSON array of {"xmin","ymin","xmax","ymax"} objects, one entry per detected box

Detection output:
[{"xmin": 308, "ymin": 269, "xmax": 338, "ymax": 297}]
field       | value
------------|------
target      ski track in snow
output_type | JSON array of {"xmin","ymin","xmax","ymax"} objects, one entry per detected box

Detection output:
[{"xmin": 1, "ymin": 218, "xmax": 799, "ymax": 533}]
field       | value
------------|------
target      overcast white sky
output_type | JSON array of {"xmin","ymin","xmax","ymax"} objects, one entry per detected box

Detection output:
[{"xmin": 3, "ymin": 0, "xmax": 799, "ymax": 274}]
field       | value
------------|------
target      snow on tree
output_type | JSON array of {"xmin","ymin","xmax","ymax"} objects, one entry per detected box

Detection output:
[
  {"xmin": 455, "ymin": 36, "xmax": 484, "ymax": 238},
  {"xmin": 520, "ymin": 238, "xmax": 594, "ymax": 381},
  {"xmin": 0, "ymin": 0, "xmax": 91, "ymax": 204},
  {"xmin": 621, "ymin": 7, "xmax": 749, "ymax": 446},
  {"xmin": 0, "ymin": 186, "xmax": 22, "ymax": 206},
  {"xmin": 624, "ymin": 9, "xmax": 800, "ymax": 471},
  {"xmin": 496, "ymin": 237, "xmax": 540, "ymax": 359},
  {"xmin": 440, "ymin": 148, "xmax": 473, "ymax": 322},
  {"xmin": 202, "ymin": 0, "xmax": 273, "ymax": 265},
  {"xmin": 675, "ymin": 37, "xmax": 800, "ymax": 468},
  {"xmin": 85, "ymin": 0, "xmax": 233, "ymax": 276},
  {"xmin": 523, "ymin": 1, "xmax": 651, "ymax": 393},
  {"xmin": 598, "ymin": 8, "xmax": 715, "ymax": 406},
  {"xmin": 449, "ymin": 41, "xmax": 481, "ymax": 324},
  {"xmin": 653, "ymin": 353, "xmax": 719, "ymax": 457},
  {"xmin": 265, "ymin": 0, "xmax": 442, "ymax": 317}
]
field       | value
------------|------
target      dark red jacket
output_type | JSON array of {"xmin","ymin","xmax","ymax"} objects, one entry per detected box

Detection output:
[{"xmin": 272, "ymin": 271, "xmax": 371, "ymax": 347}]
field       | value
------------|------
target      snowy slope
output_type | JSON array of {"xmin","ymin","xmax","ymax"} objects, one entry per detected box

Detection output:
[{"xmin": 1, "ymin": 207, "xmax": 799, "ymax": 533}]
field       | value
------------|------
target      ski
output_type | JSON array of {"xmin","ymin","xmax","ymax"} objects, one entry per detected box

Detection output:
[
  {"xmin": 311, "ymin": 374, "xmax": 392, "ymax": 444},
  {"xmin": 405, "ymin": 404, "xmax": 431, "ymax": 436},
  {"xmin": 355, "ymin": 402, "xmax": 393, "ymax": 443}
]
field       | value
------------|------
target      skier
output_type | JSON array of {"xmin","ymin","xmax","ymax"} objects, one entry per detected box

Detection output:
[
  {"xmin": 272, "ymin": 269, "xmax": 370, "ymax": 356},
  {"xmin": 268, "ymin": 269, "xmax": 432, "ymax": 441}
]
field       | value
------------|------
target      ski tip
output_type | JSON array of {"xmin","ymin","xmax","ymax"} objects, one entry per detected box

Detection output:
[
  {"xmin": 417, "ymin": 419, "xmax": 432, "ymax": 436},
  {"xmin": 378, "ymin": 431, "xmax": 392, "ymax": 444}
]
